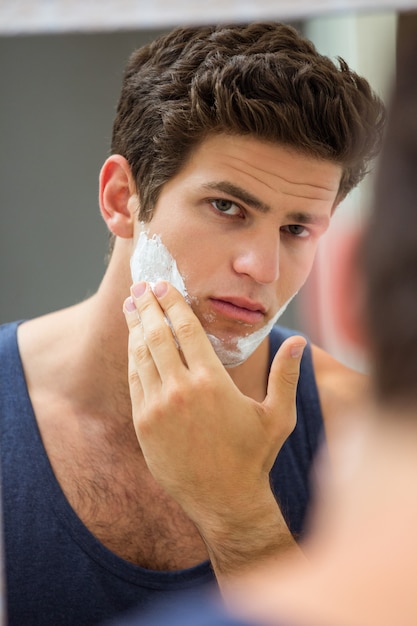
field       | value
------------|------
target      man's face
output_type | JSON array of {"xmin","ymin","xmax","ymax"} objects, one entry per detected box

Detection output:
[{"xmin": 132, "ymin": 134, "xmax": 341, "ymax": 363}]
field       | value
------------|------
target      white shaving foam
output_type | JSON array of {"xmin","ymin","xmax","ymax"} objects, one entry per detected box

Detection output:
[
  {"xmin": 130, "ymin": 229, "xmax": 296, "ymax": 368},
  {"xmin": 130, "ymin": 230, "xmax": 189, "ymax": 301}
]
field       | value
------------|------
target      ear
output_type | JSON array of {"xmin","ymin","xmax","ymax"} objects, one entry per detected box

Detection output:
[
  {"xmin": 332, "ymin": 228, "xmax": 368, "ymax": 350},
  {"xmin": 99, "ymin": 155, "xmax": 138, "ymax": 238}
]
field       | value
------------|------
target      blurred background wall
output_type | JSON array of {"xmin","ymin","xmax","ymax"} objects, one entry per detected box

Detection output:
[{"xmin": 0, "ymin": 28, "xmax": 169, "ymax": 321}]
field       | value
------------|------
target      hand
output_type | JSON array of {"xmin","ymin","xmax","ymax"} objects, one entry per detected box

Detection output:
[{"xmin": 123, "ymin": 280, "xmax": 306, "ymax": 577}]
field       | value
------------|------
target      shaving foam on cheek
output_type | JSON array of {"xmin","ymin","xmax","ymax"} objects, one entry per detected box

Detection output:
[{"xmin": 130, "ymin": 230, "xmax": 189, "ymax": 301}]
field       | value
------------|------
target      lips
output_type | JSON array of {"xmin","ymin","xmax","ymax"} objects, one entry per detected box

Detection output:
[{"xmin": 209, "ymin": 297, "xmax": 266, "ymax": 324}]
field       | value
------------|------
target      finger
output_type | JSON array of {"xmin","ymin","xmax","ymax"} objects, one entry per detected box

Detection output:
[
  {"xmin": 151, "ymin": 280, "xmax": 222, "ymax": 370},
  {"xmin": 130, "ymin": 281, "xmax": 190, "ymax": 378},
  {"xmin": 264, "ymin": 335, "xmax": 307, "ymax": 435},
  {"xmin": 123, "ymin": 296, "xmax": 145, "ymax": 399},
  {"xmin": 123, "ymin": 295, "xmax": 161, "ymax": 401}
]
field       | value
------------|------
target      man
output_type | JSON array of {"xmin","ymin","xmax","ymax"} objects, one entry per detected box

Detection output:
[
  {"xmin": 0, "ymin": 22, "xmax": 384, "ymax": 625},
  {"xmin": 111, "ymin": 32, "xmax": 417, "ymax": 626}
]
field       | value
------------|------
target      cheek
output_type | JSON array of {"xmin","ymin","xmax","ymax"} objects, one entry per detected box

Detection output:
[
  {"xmin": 149, "ymin": 236, "xmax": 207, "ymax": 296},
  {"xmin": 283, "ymin": 244, "xmax": 317, "ymax": 281},
  {"xmin": 301, "ymin": 247, "xmax": 319, "ymax": 281},
  {"xmin": 168, "ymin": 223, "xmax": 219, "ymax": 268},
  {"xmin": 177, "ymin": 250, "xmax": 214, "ymax": 292}
]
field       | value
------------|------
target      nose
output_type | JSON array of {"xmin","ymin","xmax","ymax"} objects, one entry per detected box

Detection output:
[{"xmin": 232, "ymin": 230, "xmax": 280, "ymax": 284}]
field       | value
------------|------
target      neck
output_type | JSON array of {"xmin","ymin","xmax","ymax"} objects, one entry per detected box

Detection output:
[
  {"xmin": 70, "ymin": 247, "xmax": 134, "ymax": 419},
  {"xmin": 18, "ymin": 240, "xmax": 134, "ymax": 422}
]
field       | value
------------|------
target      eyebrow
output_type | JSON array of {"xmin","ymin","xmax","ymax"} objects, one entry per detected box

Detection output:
[
  {"xmin": 201, "ymin": 181, "xmax": 330, "ymax": 227},
  {"xmin": 202, "ymin": 181, "xmax": 271, "ymax": 213}
]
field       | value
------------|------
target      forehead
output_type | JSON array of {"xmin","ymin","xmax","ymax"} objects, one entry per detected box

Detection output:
[{"xmin": 179, "ymin": 133, "xmax": 342, "ymax": 204}]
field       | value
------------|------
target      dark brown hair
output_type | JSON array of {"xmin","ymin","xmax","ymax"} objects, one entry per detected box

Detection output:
[
  {"xmin": 111, "ymin": 22, "xmax": 385, "ymax": 222},
  {"xmin": 361, "ymin": 36, "xmax": 417, "ymax": 405}
]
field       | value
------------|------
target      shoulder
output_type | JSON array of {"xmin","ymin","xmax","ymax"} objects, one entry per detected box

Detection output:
[
  {"xmin": 311, "ymin": 343, "xmax": 370, "ymax": 442},
  {"xmin": 0, "ymin": 321, "xmax": 22, "ymax": 364},
  {"xmin": 0, "ymin": 320, "xmax": 21, "ymax": 342}
]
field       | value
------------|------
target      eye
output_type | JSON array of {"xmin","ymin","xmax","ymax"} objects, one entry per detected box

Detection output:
[
  {"xmin": 210, "ymin": 198, "xmax": 242, "ymax": 216},
  {"xmin": 281, "ymin": 224, "xmax": 309, "ymax": 238}
]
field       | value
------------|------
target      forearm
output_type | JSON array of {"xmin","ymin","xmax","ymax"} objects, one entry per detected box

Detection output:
[{"xmin": 193, "ymin": 491, "xmax": 305, "ymax": 592}]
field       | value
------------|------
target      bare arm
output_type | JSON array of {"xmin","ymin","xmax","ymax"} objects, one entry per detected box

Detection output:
[{"xmin": 123, "ymin": 280, "xmax": 307, "ymax": 587}]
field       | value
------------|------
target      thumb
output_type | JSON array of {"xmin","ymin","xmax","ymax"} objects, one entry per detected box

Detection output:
[{"xmin": 264, "ymin": 335, "xmax": 307, "ymax": 433}]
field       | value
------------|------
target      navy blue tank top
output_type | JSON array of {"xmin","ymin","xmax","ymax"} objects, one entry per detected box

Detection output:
[{"xmin": 0, "ymin": 321, "xmax": 323, "ymax": 625}]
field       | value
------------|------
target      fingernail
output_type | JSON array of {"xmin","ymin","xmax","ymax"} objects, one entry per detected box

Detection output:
[
  {"xmin": 290, "ymin": 343, "xmax": 306, "ymax": 359},
  {"xmin": 124, "ymin": 296, "xmax": 136, "ymax": 312},
  {"xmin": 131, "ymin": 282, "xmax": 147, "ymax": 298},
  {"xmin": 153, "ymin": 281, "xmax": 168, "ymax": 298}
]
